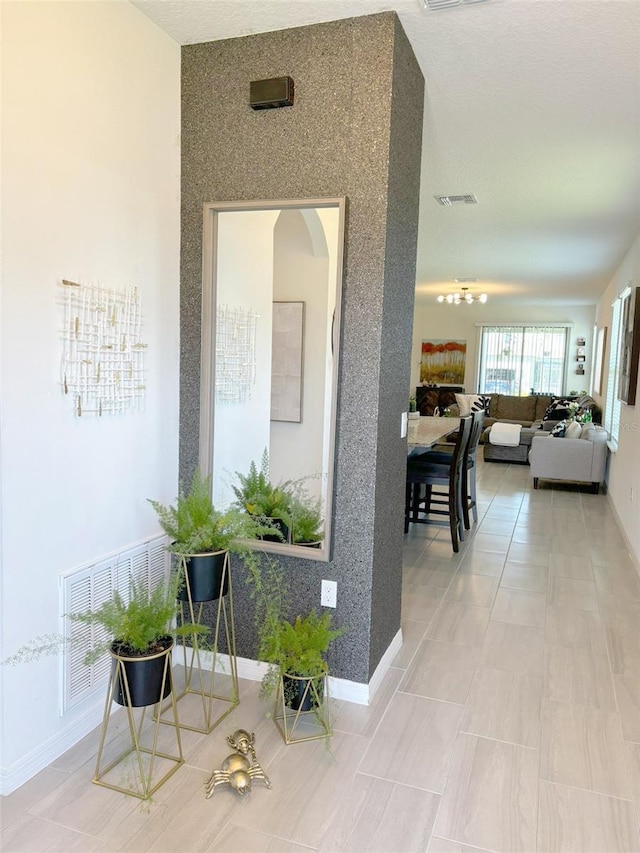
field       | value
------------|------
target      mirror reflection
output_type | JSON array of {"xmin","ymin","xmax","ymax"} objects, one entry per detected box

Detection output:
[{"xmin": 199, "ymin": 199, "xmax": 345, "ymax": 561}]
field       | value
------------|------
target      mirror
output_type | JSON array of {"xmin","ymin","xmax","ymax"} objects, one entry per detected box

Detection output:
[{"xmin": 199, "ymin": 198, "xmax": 345, "ymax": 561}]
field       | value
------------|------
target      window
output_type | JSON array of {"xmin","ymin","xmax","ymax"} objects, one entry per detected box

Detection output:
[
  {"xmin": 604, "ymin": 286, "xmax": 630, "ymax": 444},
  {"xmin": 477, "ymin": 325, "xmax": 569, "ymax": 396}
]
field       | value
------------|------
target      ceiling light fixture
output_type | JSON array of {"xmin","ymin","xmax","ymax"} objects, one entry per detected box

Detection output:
[{"xmin": 437, "ymin": 287, "xmax": 487, "ymax": 305}]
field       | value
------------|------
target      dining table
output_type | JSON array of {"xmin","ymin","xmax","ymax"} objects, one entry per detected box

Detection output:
[{"xmin": 407, "ymin": 415, "xmax": 461, "ymax": 455}]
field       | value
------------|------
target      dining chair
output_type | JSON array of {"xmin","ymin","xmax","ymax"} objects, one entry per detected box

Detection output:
[
  {"xmin": 404, "ymin": 415, "xmax": 472, "ymax": 553},
  {"xmin": 412, "ymin": 410, "xmax": 484, "ymax": 531}
]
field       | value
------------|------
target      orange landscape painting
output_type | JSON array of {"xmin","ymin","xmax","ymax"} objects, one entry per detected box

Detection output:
[{"xmin": 420, "ymin": 340, "xmax": 466, "ymax": 384}]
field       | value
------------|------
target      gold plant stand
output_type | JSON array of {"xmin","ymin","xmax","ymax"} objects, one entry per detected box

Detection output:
[
  {"xmin": 93, "ymin": 644, "xmax": 183, "ymax": 800},
  {"xmin": 273, "ymin": 673, "xmax": 331, "ymax": 744},
  {"xmin": 159, "ymin": 552, "xmax": 238, "ymax": 734}
]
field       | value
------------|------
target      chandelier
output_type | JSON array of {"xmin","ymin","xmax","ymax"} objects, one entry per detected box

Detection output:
[{"xmin": 437, "ymin": 287, "xmax": 487, "ymax": 305}]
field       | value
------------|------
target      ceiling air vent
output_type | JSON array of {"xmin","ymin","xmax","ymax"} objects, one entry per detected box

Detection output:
[
  {"xmin": 454, "ymin": 277, "xmax": 479, "ymax": 283},
  {"xmin": 434, "ymin": 194, "xmax": 478, "ymax": 206},
  {"xmin": 421, "ymin": 0, "xmax": 492, "ymax": 10}
]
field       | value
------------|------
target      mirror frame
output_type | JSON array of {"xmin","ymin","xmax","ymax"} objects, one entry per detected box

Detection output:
[{"xmin": 199, "ymin": 197, "xmax": 346, "ymax": 561}]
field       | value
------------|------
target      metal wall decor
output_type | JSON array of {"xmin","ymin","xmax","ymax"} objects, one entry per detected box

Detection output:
[
  {"xmin": 60, "ymin": 279, "xmax": 147, "ymax": 416},
  {"xmin": 205, "ymin": 729, "xmax": 271, "ymax": 797},
  {"xmin": 215, "ymin": 305, "xmax": 259, "ymax": 404}
]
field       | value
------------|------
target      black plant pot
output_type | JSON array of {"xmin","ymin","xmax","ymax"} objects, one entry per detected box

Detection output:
[
  {"xmin": 110, "ymin": 638, "xmax": 173, "ymax": 707},
  {"xmin": 260, "ymin": 518, "xmax": 290, "ymax": 544},
  {"xmin": 283, "ymin": 673, "xmax": 324, "ymax": 711},
  {"xmin": 177, "ymin": 551, "xmax": 229, "ymax": 602}
]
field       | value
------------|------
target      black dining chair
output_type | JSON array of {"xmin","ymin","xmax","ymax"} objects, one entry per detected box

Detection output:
[
  {"xmin": 413, "ymin": 410, "xmax": 485, "ymax": 531},
  {"xmin": 404, "ymin": 415, "xmax": 472, "ymax": 553}
]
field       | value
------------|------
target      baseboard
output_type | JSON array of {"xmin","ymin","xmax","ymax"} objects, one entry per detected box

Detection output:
[
  {"xmin": 176, "ymin": 628, "xmax": 404, "ymax": 708},
  {"xmin": 605, "ymin": 493, "xmax": 640, "ymax": 577},
  {"xmin": 0, "ymin": 695, "xmax": 105, "ymax": 796}
]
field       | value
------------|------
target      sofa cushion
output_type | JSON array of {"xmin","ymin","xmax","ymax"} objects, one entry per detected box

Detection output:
[
  {"xmin": 492, "ymin": 394, "xmax": 537, "ymax": 422},
  {"xmin": 550, "ymin": 419, "xmax": 569, "ymax": 437},
  {"xmin": 455, "ymin": 393, "xmax": 491, "ymax": 417},
  {"xmin": 565, "ymin": 420, "xmax": 582, "ymax": 439},
  {"xmin": 543, "ymin": 397, "xmax": 575, "ymax": 421},
  {"xmin": 534, "ymin": 395, "xmax": 554, "ymax": 420}
]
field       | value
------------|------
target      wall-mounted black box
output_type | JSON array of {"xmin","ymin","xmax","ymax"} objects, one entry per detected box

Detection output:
[{"xmin": 250, "ymin": 77, "xmax": 294, "ymax": 110}]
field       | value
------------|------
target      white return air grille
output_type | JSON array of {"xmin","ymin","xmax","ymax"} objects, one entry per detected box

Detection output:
[
  {"xmin": 60, "ymin": 536, "xmax": 169, "ymax": 714},
  {"xmin": 421, "ymin": 0, "xmax": 492, "ymax": 10}
]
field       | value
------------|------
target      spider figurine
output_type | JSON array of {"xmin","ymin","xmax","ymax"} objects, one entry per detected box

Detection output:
[
  {"xmin": 204, "ymin": 729, "xmax": 272, "ymax": 798},
  {"xmin": 204, "ymin": 752, "xmax": 272, "ymax": 798}
]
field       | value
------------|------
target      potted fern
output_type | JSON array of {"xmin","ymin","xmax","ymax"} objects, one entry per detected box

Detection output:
[
  {"xmin": 72, "ymin": 574, "xmax": 207, "ymax": 707},
  {"xmin": 231, "ymin": 450, "xmax": 294, "ymax": 544},
  {"xmin": 260, "ymin": 609, "xmax": 345, "ymax": 712},
  {"xmin": 289, "ymin": 495, "xmax": 324, "ymax": 547},
  {"xmin": 149, "ymin": 468, "xmax": 258, "ymax": 603}
]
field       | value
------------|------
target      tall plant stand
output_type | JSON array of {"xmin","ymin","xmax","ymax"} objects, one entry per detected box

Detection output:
[
  {"xmin": 273, "ymin": 673, "xmax": 331, "ymax": 745},
  {"xmin": 159, "ymin": 552, "xmax": 238, "ymax": 734},
  {"xmin": 93, "ymin": 643, "xmax": 183, "ymax": 800}
]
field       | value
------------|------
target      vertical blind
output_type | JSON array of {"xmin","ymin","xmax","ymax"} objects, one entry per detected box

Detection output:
[{"xmin": 477, "ymin": 325, "xmax": 569, "ymax": 396}]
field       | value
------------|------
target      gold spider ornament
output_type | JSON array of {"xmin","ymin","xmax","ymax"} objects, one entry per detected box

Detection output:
[{"xmin": 204, "ymin": 729, "xmax": 272, "ymax": 798}]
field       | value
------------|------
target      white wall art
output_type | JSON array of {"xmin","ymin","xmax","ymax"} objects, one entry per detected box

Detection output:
[
  {"xmin": 60, "ymin": 279, "xmax": 147, "ymax": 416},
  {"xmin": 215, "ymin": 304, "xmax": 259, "ymax": 404}
]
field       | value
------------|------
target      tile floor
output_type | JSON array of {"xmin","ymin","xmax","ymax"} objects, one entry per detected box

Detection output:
[{"xmin": 2, "ymin": 458, "xmax": 640, "ymax": 852}]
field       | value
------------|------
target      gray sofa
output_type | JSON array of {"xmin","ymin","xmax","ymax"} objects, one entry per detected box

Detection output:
[{"xmin": 529, "ymin": 424, "xmax": 609, "ymax": 492}]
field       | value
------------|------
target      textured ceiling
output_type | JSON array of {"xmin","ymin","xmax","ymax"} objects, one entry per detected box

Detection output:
[{"xmin": 132, "ymin": 0, "xmax": 640, "ymax": 306}]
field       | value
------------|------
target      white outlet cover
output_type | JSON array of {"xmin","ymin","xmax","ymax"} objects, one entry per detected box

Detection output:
[{"xmin": 401, "ymin": 411, "xmax": 408, "ymax": 438}]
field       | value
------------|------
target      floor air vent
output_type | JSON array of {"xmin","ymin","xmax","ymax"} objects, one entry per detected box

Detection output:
[{"xmin": 60, "ymin": 536, "xmax": 169, "ymax": 714}]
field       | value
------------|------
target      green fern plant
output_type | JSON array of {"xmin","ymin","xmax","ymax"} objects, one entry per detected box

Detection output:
[
  {"xmin": 259, "ymin": 609, "xmax": 345, "ymax": 699},
  {"xmin": 289, "ymin": 495, "xmax": 324, "ymax": 545},
  {"xmin": 149, "ymin": 468, "xmax": 260, "ymax": 554},
  {"xmin": 231, "ymin": 449, "xmax": 294, "ymax": 531}
]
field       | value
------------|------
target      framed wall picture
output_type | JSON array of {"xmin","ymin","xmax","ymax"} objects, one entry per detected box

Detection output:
[
  {"xmin": 420, "ymin": 340, "xmax": 467, "ymax": 385},
  {"xmin": 618, "ymin": 287, "xmax": 640, "ymax": 406},
  {"xmin": 271, "ymin": 301, "xmax": 305, "ymax": 422},
  {"xmin": 593, "ymin": 325, "xmax": 607, "ymax": 396}
]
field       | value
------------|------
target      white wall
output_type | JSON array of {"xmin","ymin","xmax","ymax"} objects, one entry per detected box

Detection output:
[
  {"xmin": 411, "ymin": 301, "xmax": 597, "ymax": 395},
  {"xmin": 594, "ymin": 234, "xmax": 640, "ymax": 561},
  {"xmin": 1, "ymin": 0, "xmax": 180, "ymax": 792}
]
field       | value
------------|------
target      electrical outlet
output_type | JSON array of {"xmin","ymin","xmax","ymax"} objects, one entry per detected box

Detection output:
[{"xmin": 321, "ymin": 579, "xmax": 337, "ymax": 608}]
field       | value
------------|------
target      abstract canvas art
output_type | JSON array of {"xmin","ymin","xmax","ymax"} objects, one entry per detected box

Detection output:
[
  {"xmin": 420, "ymin": 340, "xmax": 467, "ymax": 385},
  {"xmin": 271, "ymin": 301, "xmax": 305, "ymax": 422}
]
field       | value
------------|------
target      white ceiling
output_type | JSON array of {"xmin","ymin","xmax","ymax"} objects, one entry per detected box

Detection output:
[{"xmin": 132, "ymin": 0, "xmax": 640, "ymax": 306}]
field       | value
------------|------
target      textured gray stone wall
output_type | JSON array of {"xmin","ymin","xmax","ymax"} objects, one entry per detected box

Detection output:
[{"xmin": 181, "ymin": 12, "xmax": 423, "ymax": 683}]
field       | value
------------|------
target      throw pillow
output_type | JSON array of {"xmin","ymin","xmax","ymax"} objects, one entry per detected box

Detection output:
[
  {"xmin": 565, "ymin": 420, "xmax": 582, "ymax": 439},
  {"xmin": 543, "ymin": 397, "xmax": 575, "ymax": 421},
  {"xmin": 550, "ymin": 419, "xmax": 568, "ymax": 437},
  {"xmin": 455, "ymin": 393, "xmax": 491, "ymax": 417}
]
